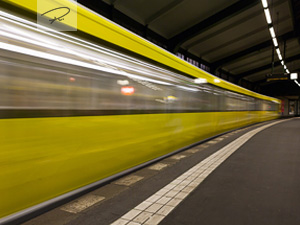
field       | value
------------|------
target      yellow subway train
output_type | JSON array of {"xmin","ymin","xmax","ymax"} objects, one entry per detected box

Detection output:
[{"xmin": 0, "ymin": 0, "xmax": 280, "ymax": 222}]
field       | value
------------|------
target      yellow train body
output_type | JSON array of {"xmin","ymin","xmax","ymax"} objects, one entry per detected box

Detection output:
[
  {"xmin": 1, "ymin": 112, "xmax": 278, "ymax": 217},
  {"xmin": 0, "ymin": 0, "xmax": 280, "ymax": 220}
]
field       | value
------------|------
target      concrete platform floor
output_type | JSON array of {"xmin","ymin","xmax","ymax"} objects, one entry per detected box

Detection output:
[{"xmin": 21, "ymin": 118, "xmax": 300, "ymax": 225}]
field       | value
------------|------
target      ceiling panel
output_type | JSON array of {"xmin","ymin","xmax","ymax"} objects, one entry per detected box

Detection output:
[
  {"xmin": 113, "ymin": 0, "xmax": 176, "ymax": 25},
  {"xmin": 225, "ymin": 50, "xmax": 273, "ymax": 74},
  {"xmin": 187, "ymin": 3, "xmax": 293, "ymax": 62},
  {"xmin": 287, "ymin": 58, "xmax": 300, "ymax": 73},
  {"xmin": 149, "ymin": 0, "xmax": 238, "ymax": 38},
  {"xmin": 182, "ymin": 3, "xmax": 263, "ymax": 50},
  {"xmin": 245, "ymin": 64, "xmax": 287, "ymax": 82}
]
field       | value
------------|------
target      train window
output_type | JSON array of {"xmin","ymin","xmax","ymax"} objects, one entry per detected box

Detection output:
[{"xmin": 0, "ymin": 13, "xmax": 279, "ymax": 117}]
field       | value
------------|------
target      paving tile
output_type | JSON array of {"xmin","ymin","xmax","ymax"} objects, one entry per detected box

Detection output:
[
  {"xmin": 60, "ymin": 195, "xmax": 105, "ymax": 214},
  {"xmin": 175, "ymin": 192, "xmax": 189, "ymax": 200},
  {"xmin": 122, "ymin": 209, "xmax": 142, "ymax": 220},
  {"xmin": 189, "ymin": 181, "xmax": 200, "ymax": 188},
  {"xmin": 156, "ymin": 205, "xmax": 174, "ymax": 216},
  {"xmin": 182, "ymin": 186, "xmax": 194, "ymax": 193},
  {"xmin": 166, "ymin": 198, "xmax": 182, "ymax": 207},
  {"xmin": 185, "ymin": 149, "xmax": 200, "ymax": 154},
  {"xmin": 144, "ymin": 215, "xmax": 165, "ymax": 225},
  {"xmin": 127, "ymin": 222, "xmax": 140, "ymax": 225},
  {"xmin": 195, "ymin": 177, "xmax": 205, "ymax": 183},
  {"xmin": 180, "ymin": 180, "xmax": 191, "ymax": 186},
  {"xmin": 156, "ymin": 196, "xmax": 172, "ymax": 205},
  {"xmin": 145, "ymin": 203, "xmax": 164, "ymax": 213},
  {"xmin": 165, "ymin": 190, "xmax": 179, "ymax": 198},
  {"xmin": 173, "ymin": 185, "xmax": 186, "ymax": 191},
  {"xmin": 185, "ymin": 176, "xmax": 195, "ymax": 181},
  {"xmin": 132, "ymin": 211, "xmax": 153, "ymax": 223},
  {"xmin": 170, "ymin": 179, "xmax": 181, "ymax": 185},
  {"xmin": 164, "ymin": 183, "xmax": 176, "ymax": 190},
  {"xmin": 135, "ymin": 201, "xmax": 152, "ymax": 211},
  {"xmin": 155, "ymin": 188, "xmax": 169, "ymax": 196},
  {"xmin": 110, "ymin": 219, "xmax": 129, "ymax": 225},
  {"xmin": 146, "ymin": 194, "xmax": 161, "ymax": 203},
  {"xmin": 215, "ymin": 137, "xmax": 224, "ymax": 141},
  {"xmin": 91, "ymin": 184, "xmax": 128, "ymax": 199},
  {"xmin": 114, "ymin": 175, "xmax": 144, "ymax": 186},
  {"xmin": 148, "ymin": 163, "xmax": 168, "ymax": 171},
  {"xmin": 170, "ymin": 154, "xmax": 186, "ymax": 160}
]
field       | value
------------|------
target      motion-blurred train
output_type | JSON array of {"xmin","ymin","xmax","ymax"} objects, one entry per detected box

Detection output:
[{"xmin": 0, "ymin": 0, "xmax": 280, "ymax": 222}]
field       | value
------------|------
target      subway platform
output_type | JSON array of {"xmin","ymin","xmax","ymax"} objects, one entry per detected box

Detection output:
[{"xmin": 21, "ymin": 118, "xmax": 300, "ymax": 225}]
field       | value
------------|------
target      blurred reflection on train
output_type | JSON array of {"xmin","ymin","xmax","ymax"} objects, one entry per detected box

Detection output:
[{"xmin": 0, "ymin": 9, "xmax": 280, "ymax": 220}]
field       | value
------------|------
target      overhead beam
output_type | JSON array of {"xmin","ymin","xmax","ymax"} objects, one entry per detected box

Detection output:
[
  {"xmin": 201, "ymin": 15, "xmax": 290, "ymax": 58},
  {"xmin": 185, "ymin": 0, "xmax": 286, "ymax": 50},
  {"xmin": 256, "ymin": 79, "xmax": 300, "ymax": 99},
  {"xmin": 259, "ymin": 65, "xmax": 300, "ymax": 84},
  {"xmin": 185, "ymin": 11, "xmax": 262, "ymax": 50},
  {"xmin": 168, "ymin": 0, "xmax": 260, "ymax": 53},
  {"xmin": 145, "ymin": 0, "xmax": 184, "ymax": 25},
  {"xmin": 111, "ymin": 0, "xmax": 118, "ymax": 5},
  {"xmin": 259, "ymin": 81, "xmax": 300, "ymax": 97},
  {"xmin": 236, "ymin": 53, "xmax": 300, "ymax": 80},
  {"xmin": 288, "ymin": 0, "xmax": 300, "ymax": 45},
  {"xmin": 212, "ymin": 31, "xmax": 295, "ymax": 68},
  {"xmin": 78, "ymin": 0, "xmax": 168, "ymax": 46}
]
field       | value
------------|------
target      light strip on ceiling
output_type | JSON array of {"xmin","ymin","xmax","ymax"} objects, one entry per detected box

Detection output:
[
  {"xmin": 272, "ymin": 38, "xmax": 278, "ymax": 47},
  {"xmin": 261, "ymin": 0, "xmax": 297, "ymax": 83},
  {"xmin": 269, "ymin": 27, "xmax": 276, "ymax": 38},
  {"xmin": 262, "ymin": 0, "xmax": 268, "ymax": 8},
  {"xmin": 264, "ymin": 8, "xmax": 272, "ymax": 24},
  {"xmin": 278, "ymin": 52, "xmax": 282, "ymax": 60}
]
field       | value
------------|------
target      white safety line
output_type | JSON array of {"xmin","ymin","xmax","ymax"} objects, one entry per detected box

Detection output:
[{"xmin": 110, "ymin": 120, "xmax": 284, "ymax": 225}]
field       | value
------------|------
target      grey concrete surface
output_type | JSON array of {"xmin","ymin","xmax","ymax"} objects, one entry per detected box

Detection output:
[{"xmin": 160, "ymin": 118, "xmax": 300, "ymax": 225}]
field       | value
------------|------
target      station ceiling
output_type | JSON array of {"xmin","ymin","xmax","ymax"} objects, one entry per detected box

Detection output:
[{"xmin": 78, "ymin": 0, "xmax": 300, "ymax": 97}]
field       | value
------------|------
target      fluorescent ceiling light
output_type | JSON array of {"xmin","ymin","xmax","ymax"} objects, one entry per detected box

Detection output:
[
  {"xmin": 290, "ymin": 73, "xmax": 298, "ymax": 80},
  {"xmin": 295, "ymin": 80, "xmax": 300, "ymax": 87},
  {"xmin": 264, "ymin": 8, "xmax": 272, "ymax": 24},
  {"xmin": 269, "ymin": 27, "xmax": 276, "ymax": 38},
  {"xmin": 284, "ymin": 65, "xmax": 287, "ymax": 69},
  {"xmin": 281, "ymin": 61, "xmax": 284, "ymax": 65},
  {"xmin": 286, "ymin": 69, "xmax": 290, "ymax": 74},
  {"xmin": 261, "ymin": 0, "xmax": 268, "ymax": 8},
  {"xmin": 272, "ymin": 38, "xmax": 278, "ymax": 47},
  {"xmin": 278, "ymin": 53, "xmax": 282, "ymax": 60},
  {"xmin": 276, "ymin": 48, "xmax": 281, "ymax": 55}
]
